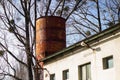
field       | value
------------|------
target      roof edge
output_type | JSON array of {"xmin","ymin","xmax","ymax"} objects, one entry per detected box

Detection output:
[{"xmin": 42, "ymin": 23, "xmax": 120, "ymax": 62}]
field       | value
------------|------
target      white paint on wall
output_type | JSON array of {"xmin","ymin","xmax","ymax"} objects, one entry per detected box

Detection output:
[{"xmin": 44, "ymin": 34, "xmax": 120, "ymax": 80}]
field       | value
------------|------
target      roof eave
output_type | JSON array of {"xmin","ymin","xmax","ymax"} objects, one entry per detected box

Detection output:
[{"xmin": 42, "ymin": 23, "xmax": 120, "ymax": 62}]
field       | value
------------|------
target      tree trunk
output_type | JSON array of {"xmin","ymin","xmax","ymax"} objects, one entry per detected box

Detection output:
[
  {"xmin": 25, "ymin": 10, "xmax": 33, "ymax": 80},
  {"xmin": 96, "ymin": 0, "xmax": 102, "ymax": 32}
]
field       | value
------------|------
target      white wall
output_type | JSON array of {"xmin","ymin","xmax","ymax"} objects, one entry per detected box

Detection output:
[{"xmin": 44, "ymin": 34, "xmax": 120, "ymax": 80}]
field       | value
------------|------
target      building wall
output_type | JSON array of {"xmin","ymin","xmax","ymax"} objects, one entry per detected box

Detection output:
[{"xmin": 43, "ymin": 32, "xmax": 120, "ymax": 80}]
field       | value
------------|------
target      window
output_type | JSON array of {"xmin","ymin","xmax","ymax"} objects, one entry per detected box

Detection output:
[
  {"xmin": 50, "ymin": 74, "xmax": 55, "ymax": 80},
  {"xmin": 79, "ymin": 63, "xmax": 91, "ymax": 80},
  {"xmin": 103, "ymin": 55, "xmax": 113, "ymax": 69},
  {"xmin": 63, "ymin": 69, "xmax": 69, "ymax": 80}
]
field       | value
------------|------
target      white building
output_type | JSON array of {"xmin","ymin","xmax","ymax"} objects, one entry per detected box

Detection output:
[{"xmin": 42, "ymin": 23, "xmax": 120, "ymax": 80}]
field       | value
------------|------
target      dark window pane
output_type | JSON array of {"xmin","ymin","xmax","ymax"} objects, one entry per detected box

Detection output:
[
  {"xmin": 79, "ymin": 63, "xmax": 91, "ymax": 80},
  {"xmin": 103, "ymin": 56, "xmax": 113, "ymax": 69},
  {"xmin": 50, "ymin": 74, "xmax": 55, "ymax": 80},
  {"xmin": 63, "ymin": 69, "xmax": 69, "ymax": 80}
]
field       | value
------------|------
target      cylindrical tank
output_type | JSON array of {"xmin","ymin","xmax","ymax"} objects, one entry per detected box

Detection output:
[{"xmin": 36, "ymin": 16, "xmax": 66, "ymax": 61}]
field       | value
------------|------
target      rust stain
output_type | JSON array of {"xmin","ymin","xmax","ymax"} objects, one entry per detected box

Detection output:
[{"xmin": 36, "ymin": 16, "xmax": 66, "ymax": 61}]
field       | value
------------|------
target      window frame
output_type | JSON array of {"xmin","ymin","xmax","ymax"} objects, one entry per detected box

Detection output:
[
  {"xmin": 50, "ymin": 74, "xmax": 55, "ymax": 80},
  {"xmin": 78, "ymin": 62, "xmax": 91, "ymax": 80},
  {"xmin": 103, "ymin": 55, "xmax": 113, "ymax": 69},
  {"xmin": 63, "ymin": 69, "xmax": 69, "ymax": 80}
]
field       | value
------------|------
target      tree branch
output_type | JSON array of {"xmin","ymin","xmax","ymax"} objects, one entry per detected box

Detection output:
[{"xmin": 0, "ymin": 42, "xmax": 28, "ymax": 67}]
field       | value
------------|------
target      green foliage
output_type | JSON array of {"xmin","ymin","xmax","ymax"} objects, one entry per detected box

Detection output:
[
  {"xmin": 0, "ymin": 50, "xmax": 4, "ymax": 56},
  {"xmin": 8, "ymin": 19, "xmax": 16, "ymax": 33},
  {"xmin": 75, "ymin": 0, "xmax": 79, "ymax": 2},
  {"xmin": 10, "ymin": 19, "xmax": 15, "ymax": 25},
  {"xmin": 56, "ymin": 10, "xmax": 61, "ymax": 15},
  {"xmin": 85, "ymin": 30, "xmax": 91, "ymax": 36},
  {"xmin": 8, "ymin": 27, "xmax": 13, "ymax": 33},
  {"xmin": 8, "ymin": 27, "xmax": 15, "ymax": 33},
  {"xmin": 107, "ymin": 22, "xmax": 115, "ymax": 27},
  {"xmin": 64, "ymin": 6, "xmax": 70, "ymax": 11}
]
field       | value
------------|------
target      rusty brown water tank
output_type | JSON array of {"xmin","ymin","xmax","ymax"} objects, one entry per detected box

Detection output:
[{"xmin": 36, "ymin": 16, "xmax": 66, "ymax": 60}]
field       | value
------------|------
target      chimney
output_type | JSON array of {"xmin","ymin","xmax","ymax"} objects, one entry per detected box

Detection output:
[{"xmin": 36, "ymin": 16, "xmax": 66, "ymax": 62}]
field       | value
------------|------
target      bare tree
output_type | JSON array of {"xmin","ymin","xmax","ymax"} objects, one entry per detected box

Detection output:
[
  {"xmin": 0, "ymin": 0, "xmax": 87, "ymax": 80},
  {"xmin": 15, "ymin": 52, "xmax": 28, "ymax": 80},
  {"xmin": 0, "ymin": 0, "xmax": 38, "ymax": 80},
  {"xmin": 0, "ymin": 0, "xmax": 119, "ymax": 79},
  {"xmin": 66, "ymin": 0, "xmax": 120, "ymax": 45}
]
